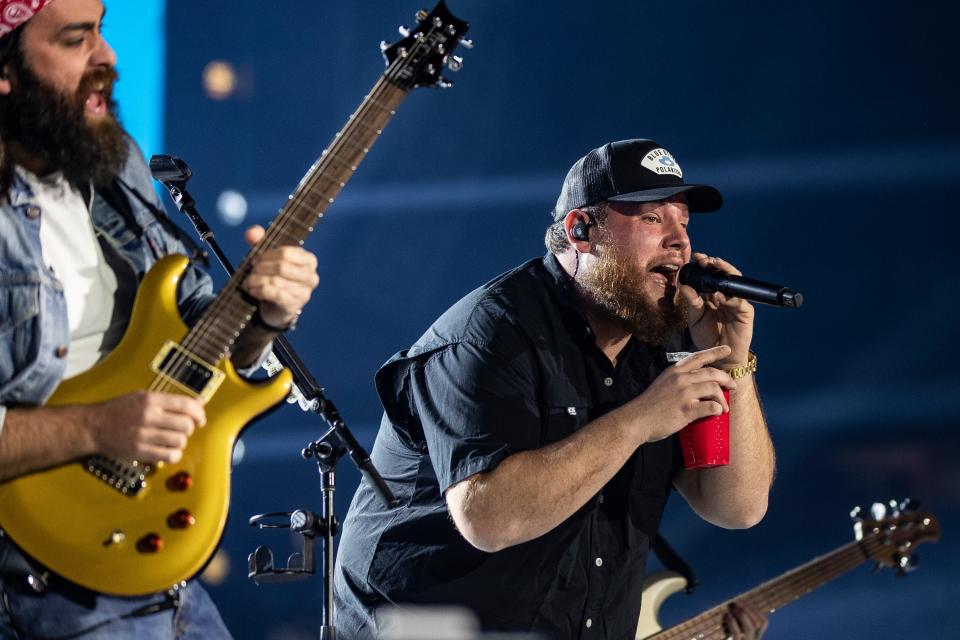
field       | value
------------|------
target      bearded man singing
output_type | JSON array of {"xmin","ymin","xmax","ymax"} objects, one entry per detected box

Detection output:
[
  {"xmin": 334, "ymin": 139, "xmax": 775, "ymax": 639},
  {"xmin": 0, "ymin": 1, "xmax": 320, "ymax": 638}
]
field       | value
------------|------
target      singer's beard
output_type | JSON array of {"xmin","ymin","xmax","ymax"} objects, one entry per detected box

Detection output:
[{"xmin": 578, "ymin": 237, "xmax": 688, "ymax": 347}]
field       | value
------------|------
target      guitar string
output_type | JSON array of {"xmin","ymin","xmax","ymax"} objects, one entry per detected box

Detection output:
[
  {"xmin": 649, "ymin": 535, "xmax": 885, "ymax": 639},
  {"xmin": 119, "ymin": 27, "xmax": 449, "ymax": 478},
  {"xmin": 145, "ymin": 75, "xmax": 398, "ymax": 403},
  {"xmin": 167, "ymin": 37, "xmax": 420, "ymax": 365},
  {"xmin": 168, "ymin": 27, "xmax": 442, "ymax": 367},
  {"xmin": 657, "ymin": 541, "xmax": 872, "ymax": 640},
  {"xmin": 651, "ymin": 550, "xmax": 858, "ymax": 639},
  {"xmin": 649, "ymin": 540, "xmax": 869, "ymax": 639}
]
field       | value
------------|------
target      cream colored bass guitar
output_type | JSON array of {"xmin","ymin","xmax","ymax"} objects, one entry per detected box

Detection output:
[{"xmin": 637, "ymin": 503, "xmax": 939, "ymax": 639}]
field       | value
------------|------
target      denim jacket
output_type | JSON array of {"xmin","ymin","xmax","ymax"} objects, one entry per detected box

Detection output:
[{"xmin": 0, "ymin": 139, "xmax": 215, "ymax": 428}]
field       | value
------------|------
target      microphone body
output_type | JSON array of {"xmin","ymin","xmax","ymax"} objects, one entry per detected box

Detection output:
[{"xmin": 679, "ymin": 263, "xmax": 803, "ymax": 308}]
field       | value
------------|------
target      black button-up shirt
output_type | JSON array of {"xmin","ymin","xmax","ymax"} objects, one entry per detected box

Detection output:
[{"xmin": 335, "ymin": 254, "xmax": 685, "ymax": 640}]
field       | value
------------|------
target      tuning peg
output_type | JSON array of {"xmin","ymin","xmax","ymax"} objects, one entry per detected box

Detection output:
[
  {"xmin": 398, "ymin": 25, "xmax": 411, "ymax": 37},
  {"xmin": 416, "ymin": 8, "xmax": 428, "ymax": 22},
  {"xmin": 438, "ymin": 77, "xmax": 454, "ymax": 89},
  {"xmin": 899, "ymin": 497, "xmax": 920, "ymax": 512},
  {"xmin": 894, "ymin": 554, "xmax": 919, "ymax": 577},
  {"xmin": 380, "ymin": 40, "xmax": 391, "ymax": 53},
  {"xmin": 850, "ymin": 505, "xmax": 863, "ymax": 520},
  {"xmin": 447, "ymin": 55, "xmax": 464, "ymax": 72},
  {"xmin": 870, "ymin": 502, "xmax": 887, "ymax": 521},
  {"xmin": 460, "ymin": 38, "xmax": 475, "ymax": 49}
]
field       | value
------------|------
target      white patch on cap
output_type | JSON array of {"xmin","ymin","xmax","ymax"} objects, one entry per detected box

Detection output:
[{"xmin": 641, "ymin": 148, "xmax": 683, "ymax": 178}]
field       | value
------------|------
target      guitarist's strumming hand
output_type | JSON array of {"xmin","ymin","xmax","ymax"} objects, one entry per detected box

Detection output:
[
  {"xmin": 241, "ymin": 225, "xmax": 320, "ymax": 330},
  {"xmin": 89, "ymin": 391, "xmax": 206, "ymax": 464}
]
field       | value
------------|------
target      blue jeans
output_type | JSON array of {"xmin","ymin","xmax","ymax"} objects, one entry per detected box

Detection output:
[{"xmin": 0, "ymin": 575, "xmax": 232, "ymax": 640}]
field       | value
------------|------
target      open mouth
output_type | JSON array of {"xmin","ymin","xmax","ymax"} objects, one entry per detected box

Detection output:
[
  {"xmin": 649, "ymin": 263, "xmax": 680, "ymax": 287},
  {"xmin": 83, "ymin": 81, "xmax": 108, "ymax": 118}
]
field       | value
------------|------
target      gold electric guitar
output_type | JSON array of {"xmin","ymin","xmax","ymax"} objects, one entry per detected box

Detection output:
[
  {"xmin": 0, "ymin": 2, "xmax": 469, "ymax": 596},
  {"xmin": 636, "ymin": 501, "xmax": 941, "ymax": 639}
]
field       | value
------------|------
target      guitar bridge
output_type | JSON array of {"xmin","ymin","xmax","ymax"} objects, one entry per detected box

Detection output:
[
  {"xmin": 85, "ymin": 455, "xmax": 151, "ymax": 496},
  {"xmin": 150, "ymin": 341, "xmax": 225, "ymax": 402}
]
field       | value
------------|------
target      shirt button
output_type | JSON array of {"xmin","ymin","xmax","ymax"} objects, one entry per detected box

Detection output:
[
  {"xmin": 585, "ymin": 618, "xmax": 593, "ymax": 629},
  {"xmin": 26, "ymin": 206, "xmax": 41, "ymax": 220},
  {"xmin": 598, "ymin": 494, "xmax": 605, "ymax": 504},
  {"xmin": 603, "ymin": 377, "xmax": 614, "ymax": 387},
  {"xmin": 55, "ymin": 345, "xmax": 69, "ymax": 358},
  {"xmin": 595, "ymin": 557, "xmax": 603, "ymax": 567}
]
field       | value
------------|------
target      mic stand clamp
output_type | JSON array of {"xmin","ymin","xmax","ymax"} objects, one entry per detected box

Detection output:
[{"xmin": 246, "ymin": 439, "xmax": 344, "ymax": 639}]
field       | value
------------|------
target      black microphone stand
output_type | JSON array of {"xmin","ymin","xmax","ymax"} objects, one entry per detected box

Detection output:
[{"xmin": 150, "ymin": 154, "xmax": 398, "ymax": 640}]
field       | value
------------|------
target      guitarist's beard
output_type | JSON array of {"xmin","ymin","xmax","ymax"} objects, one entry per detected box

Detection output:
[{"xmin": 0, "ymin": 62, "xmax": 128, "ymax": 188}]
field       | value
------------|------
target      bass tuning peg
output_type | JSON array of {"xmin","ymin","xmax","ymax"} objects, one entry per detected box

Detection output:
[
  {"xmin": 870, "ymin": 502, "xmax": 887, "ymax": 521},
  {"xmin": 895, "ymin": 554, "xmax": 919, "ymax": 577},
  {"xmin": 899, "ymin": 497, "xmax": 920, "ymax": 512},
  {"xmin": 447, "ymin": 55, "xmax": 464, "ymax": 72}
]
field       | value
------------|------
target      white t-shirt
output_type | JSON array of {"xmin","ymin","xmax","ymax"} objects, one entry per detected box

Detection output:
[{"xmin": 19, "ymin": 168, "xmax": 119, "ymax": 378}]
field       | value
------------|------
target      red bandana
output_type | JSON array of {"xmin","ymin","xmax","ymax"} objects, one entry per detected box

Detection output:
[{"xmin": 0, "ymin": 0, "xmax": 54, "ymax": 37}]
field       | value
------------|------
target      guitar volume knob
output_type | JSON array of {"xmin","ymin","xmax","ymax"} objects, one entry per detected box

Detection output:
[
  {"xmin": 167, "ymin": 471, "xmax": 193, "ymax": 492},
  {"xmin": 137, "ymin": 533, "xmax": 164, "ymax": 554},
  {"xmin": 168, "ymin": 509, "xmax": 196, "ymax": 529}
]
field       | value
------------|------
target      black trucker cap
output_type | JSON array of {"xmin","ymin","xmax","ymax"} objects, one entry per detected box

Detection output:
[{"xmin": 552, "ymin": 139, "xmax": 723, "ymax": 220}]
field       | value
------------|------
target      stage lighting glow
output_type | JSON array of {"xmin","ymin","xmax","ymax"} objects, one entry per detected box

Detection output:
[
  {"xmin": 203, "ymin": 60, "xmax": 237, "ymax": 100},
  {"xmin": 217, "ymin": 189, "xmax": 248, "ymax": 226},
  {"xmin": 200, "ymin": 549, "xmax": 231, "ymax": 585}
]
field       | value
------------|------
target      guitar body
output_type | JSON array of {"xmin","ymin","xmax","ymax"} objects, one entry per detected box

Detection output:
[
  {"xmin": 0, "ymin": 255, "xmax": 292, "ymax": 595},
  {"xmin": 636, "ymin": 571, "xmax": 688, "ymax": 639}
]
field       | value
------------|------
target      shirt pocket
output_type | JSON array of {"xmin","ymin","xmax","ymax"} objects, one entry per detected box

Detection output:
[
  {"xmin": 540, "ymin": 392, "xmax": 592, "ymax": 445},
  {"xmin": 0, "ymin": 271, "xmax": 42, "ymax": 385}
]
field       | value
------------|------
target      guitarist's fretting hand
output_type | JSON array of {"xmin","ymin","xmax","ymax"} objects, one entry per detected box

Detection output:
[
  {"xmin": 722, "ymin": 601, "xmax": 769, "ymax": 640},
  {"xmin": 241, "ymin": 225, "xmax": 320, "ymax": 330},
  {"xmin": 89, "ymin": 391, "xmax": 206, "ymax": 464}
]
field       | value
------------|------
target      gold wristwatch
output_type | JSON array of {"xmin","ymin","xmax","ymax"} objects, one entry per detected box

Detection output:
[{"xmin": 724, "ymin": 351, "xmax": 757, "ymax": 380}]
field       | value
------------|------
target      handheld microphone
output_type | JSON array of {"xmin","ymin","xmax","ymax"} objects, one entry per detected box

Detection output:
[{"xmin": 679, "ymin": 262, "xmax": 804, "ymax": 308}]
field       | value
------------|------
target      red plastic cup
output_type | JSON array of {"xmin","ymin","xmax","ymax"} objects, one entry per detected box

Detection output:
[{"xmin": 678, "ymin": 389, "xmax": 730, "ymax": 470}]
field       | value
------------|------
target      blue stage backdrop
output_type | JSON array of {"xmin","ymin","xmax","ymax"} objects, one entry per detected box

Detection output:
[
  {"xmin": 105, "ymin": 0, "xmax": 164, "ymax": 159},
  {"xmin": 104, "ymin": 0, "xmax": 960, "ymax": 638}
]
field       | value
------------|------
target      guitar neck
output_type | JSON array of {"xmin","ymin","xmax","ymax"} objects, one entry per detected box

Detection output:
[
  {"xmin": 183, "ymin": 75, "xmax": 408, "ymax": 365},
  {"xmin": 649, "ymin": 535, "xmax": 878, "ymax": 640}
]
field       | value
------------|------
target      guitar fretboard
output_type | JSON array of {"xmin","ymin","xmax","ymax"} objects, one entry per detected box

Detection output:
[
  {"xmin": 648, "ymin": 535, "xmax": 879, "ymax": 640},
  {"xmin": 172, "ymin": 60, "xmax": 421, "ymax": 368}
]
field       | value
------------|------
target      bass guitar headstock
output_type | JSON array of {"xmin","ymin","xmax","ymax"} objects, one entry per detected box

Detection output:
[
  {"xmin": 851, "ymin": 498, "xmax": 941, "ymax": 577},
  {"xmin": 380, "ymin": 1, "xmax": 471, "ymax": 91}
]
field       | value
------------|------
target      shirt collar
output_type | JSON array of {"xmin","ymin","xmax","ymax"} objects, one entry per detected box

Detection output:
[{"xmin": 541, "ymin": 252, "xmax": 598, "ymax": 344}]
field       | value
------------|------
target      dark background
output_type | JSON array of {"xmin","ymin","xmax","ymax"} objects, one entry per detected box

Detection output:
[{"xmin": 156, "ymin": 1, "xmax": 959, "ymax": 638}]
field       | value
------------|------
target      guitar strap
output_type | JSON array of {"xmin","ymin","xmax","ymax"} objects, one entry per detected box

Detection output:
[
  {"xmin": 652, "ymin": 534, "xmax": 699, "ymax": 594},
  {"xmin": 97, "ymin": 177, "xmax": 210, "ymax": 268}
]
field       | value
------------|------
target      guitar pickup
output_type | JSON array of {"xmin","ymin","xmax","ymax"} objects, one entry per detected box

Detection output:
[
  {"xmin": 85, "ymin": 455, "xmax": 150, "ymax": 496},
  {"xmin": 150, "ymin": 341, "xmax": 225, "ymax": 402}
]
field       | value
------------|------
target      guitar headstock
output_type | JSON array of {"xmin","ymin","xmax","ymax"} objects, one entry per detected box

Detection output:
[
  {"xmin": 850, "ymin": 498, "xmax": 941, "ymax": 576},
  {"xmin": 380, "ymin": 1, "xmax": 471, "ymax": 91}
]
